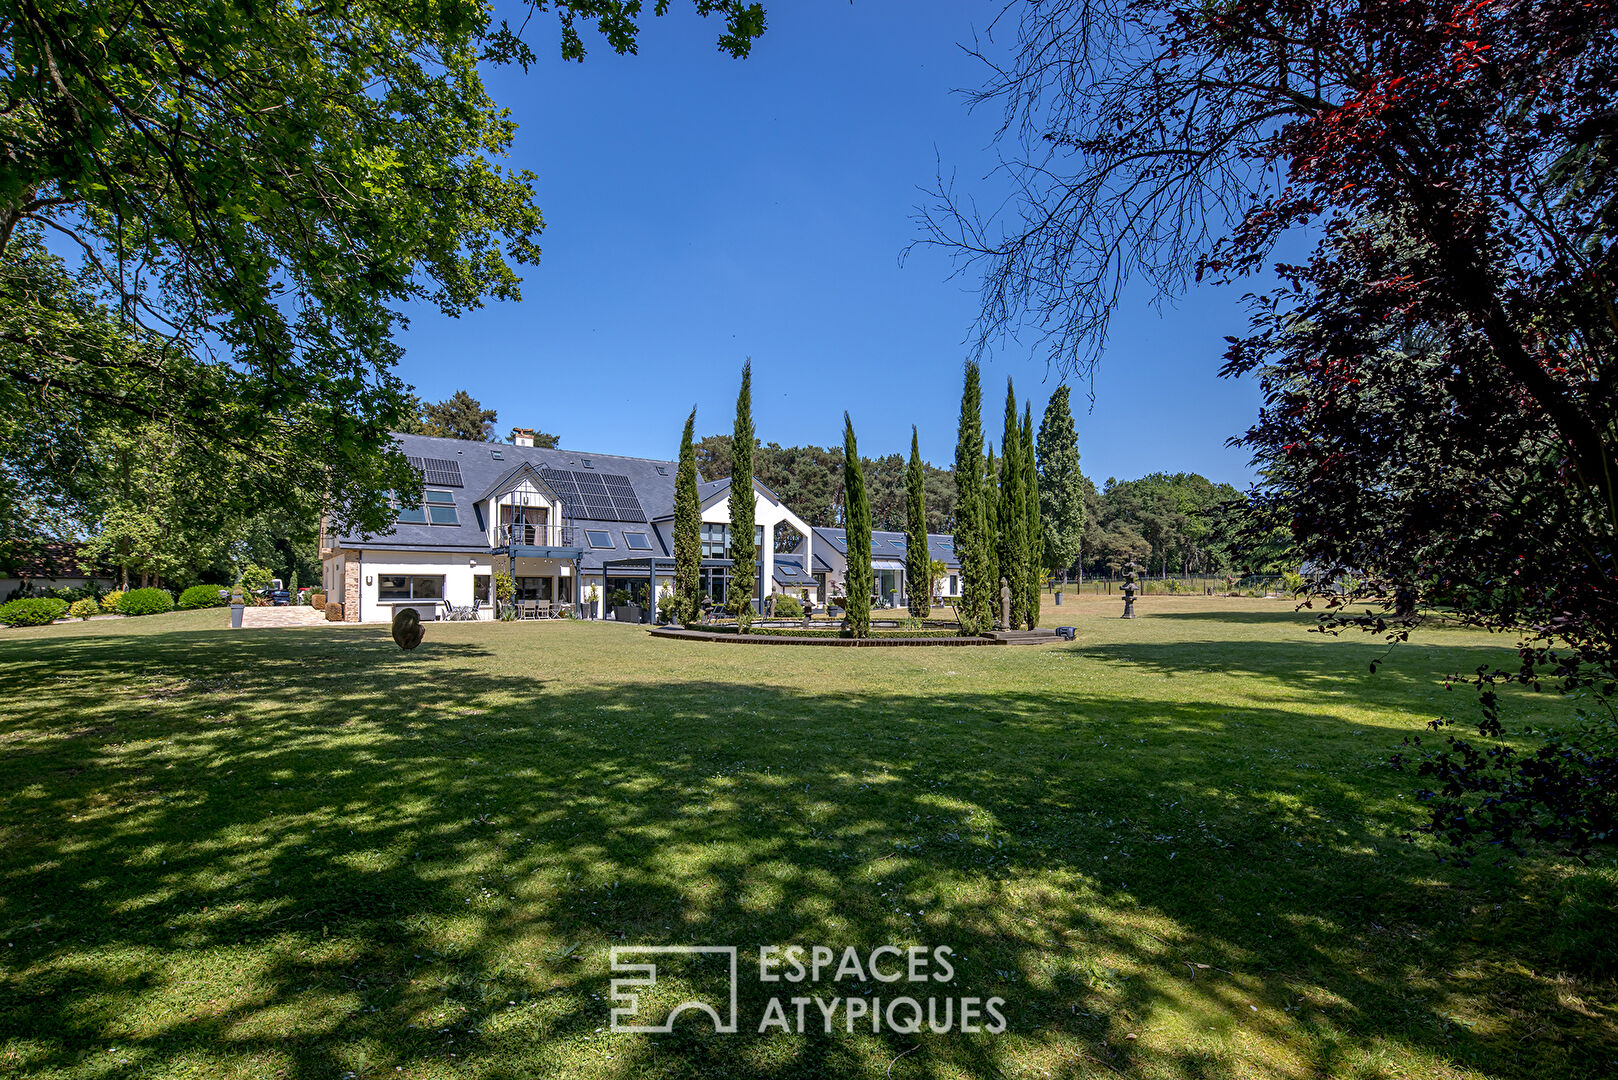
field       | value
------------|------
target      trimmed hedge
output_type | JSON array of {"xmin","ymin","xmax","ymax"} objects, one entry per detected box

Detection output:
[
  {"xmin": 68, "ymin": 598, "xmax": 100, "ymax": 620},
  {"xmin": 178, "ymin": 584, "xmax": 229, "ymax": 610},
  {"xmin": 694, "ymin": 624, "xmax": 961, "ymax": 639},
  {"xmin": 0, "ymin": 597, "xmax": 70, "ymax": 626},
  {"xmin": 119, "ymin": 588, "xmax": 174, "ymax": 616}
]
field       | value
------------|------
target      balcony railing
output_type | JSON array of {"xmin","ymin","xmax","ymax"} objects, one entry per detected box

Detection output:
[{"xmin": 501, "ymin": 523, "xmax": 576, "ymax": 548}]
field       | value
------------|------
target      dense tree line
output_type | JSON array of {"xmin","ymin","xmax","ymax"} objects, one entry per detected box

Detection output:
[{"xmin": 1077, "ymin": 473, "xmax": 1254, "ymax": 581}]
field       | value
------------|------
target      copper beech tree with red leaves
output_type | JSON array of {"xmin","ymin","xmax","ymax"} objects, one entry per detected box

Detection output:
[{"xmin": 922, "ymin": 0, "xmax": 1618, "ymax": 862}]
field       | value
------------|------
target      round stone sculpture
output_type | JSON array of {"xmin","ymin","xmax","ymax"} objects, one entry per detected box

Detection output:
[{"xmin": 392, "ymin": 606, "xmax": 425, "ymax": 650}]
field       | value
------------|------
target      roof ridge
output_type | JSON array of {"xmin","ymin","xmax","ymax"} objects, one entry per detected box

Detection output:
[{"xmin": 391, "ymin": 432, "xmax": 676, "ymax": 468}]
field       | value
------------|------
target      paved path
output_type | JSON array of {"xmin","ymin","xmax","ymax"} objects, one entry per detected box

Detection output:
[{"xmin": 239, "ymin": 606, "xmax": 329, "ymax": 629}]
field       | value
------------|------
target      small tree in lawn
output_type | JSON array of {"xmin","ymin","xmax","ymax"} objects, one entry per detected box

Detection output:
[
  {"xmin": 996, "ymin": 380, "xmax": 1028, "ymax": 628},
  {"xmin": 1021, "ymin": 402, "xmax": 1042, "ymax": 629},
  {"xmin": 673, "ymin": 407, "xmax": 701, "ymax": 623},
  {"xmin": 953, "ymin": 363, "xmax": 990, "ymax": 634},
  {"xmin": 842, "ymin": 412, "xmax": 872, "ymax": 639},
  {"xmin": 904, "ymin": 426, "xmax": 931, "ymax": 617},
  {"xmin": 728, "ymin": 361, "xmax": 757, "ymax": 629}
]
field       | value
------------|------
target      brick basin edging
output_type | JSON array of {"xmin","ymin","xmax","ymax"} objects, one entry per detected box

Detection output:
[{"xmin": 647, "ymin": 626, "xmax": 1058, "ymax": 647}]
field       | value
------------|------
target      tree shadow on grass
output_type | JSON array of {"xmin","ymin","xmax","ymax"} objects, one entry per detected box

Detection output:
[
  {"xmin": 0, "ymin": 626, "xmax": 1611, "ymax": 1080},
  {"xmin": 1140, "ymin": 609, "xmax": 1325, "ymax": 626}
]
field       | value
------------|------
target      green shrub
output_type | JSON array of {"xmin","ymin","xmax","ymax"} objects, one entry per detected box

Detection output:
[
  {"xmin": 608, "ymin": 588, "xmax": 631, "ymax": 608},
  {"xmin": 119, "ymin": 587, "xmax": 174, "ymax": 616},
  {"xmin": 0, "ymin": 597, "xmax": 70, "ymax": 626},
  {"xmin": 178, "ymin": 584, "xmax": 228, "ymax": 610},
  {"xmin": 772, "ymin": 594, "xmax": 804, "ymax": 618},
  {"xmin": 68, "ymin": 598, "xmax": 99, "ymax": 620},
  {"xmin": 101, "ymin": 590, "xmax": 125, "ymax": 614},
  {"xmin": 237, "ymin": 564, "xmax": 274, "ymax": 593}
]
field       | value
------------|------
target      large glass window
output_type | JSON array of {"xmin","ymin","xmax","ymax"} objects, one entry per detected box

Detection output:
[
  {"xmin": 699, "ymin": 566, "xmax": 729, "ymax": 605},
  {"xmin": 585, "ymin": 529, "xmax": 614, "ymax": 548},
  {"xmin": 516, "ymin": 577, "xmax": 553, "ymax": 601},
  {"xmin": 378, "ymin": 575, "xmax": 444, "ymax": 600},
  {"xmin": 700, "ymin": 523, "xmax": 728, "ymax": 559},
  {"xmin": 699, "ymin": 522, "xmax": 765, "ymax": 558},
  {"xmin": 623, "ymin": 532, "xmax": 652, "ymax": 550}
]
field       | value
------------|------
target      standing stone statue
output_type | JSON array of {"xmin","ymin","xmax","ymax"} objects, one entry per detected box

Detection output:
[
  {"xmin": 1121, "ymin": 560, "xmax": 1141, "ymax": 620},
  {"xmin": 392, "ymin": 606, "xmax": 425, "ymax": 650},
  {"xmin": 999, "ymin": 576, "xmax": 1012, "ymax": 631}
]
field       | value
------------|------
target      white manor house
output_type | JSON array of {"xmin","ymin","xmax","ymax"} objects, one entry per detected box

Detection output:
[{"xmin": 320, "ymin": 431, "xmax": 963, "ymax": 623}]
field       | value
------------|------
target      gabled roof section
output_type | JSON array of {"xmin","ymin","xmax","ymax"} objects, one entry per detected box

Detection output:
[
  {"xmin": 335, "ymin": 432, "xmax": 679, "ymax": 556},
  {"xmin": 475, "ymin": 461, "xmax": 558, "ymax": 504}
]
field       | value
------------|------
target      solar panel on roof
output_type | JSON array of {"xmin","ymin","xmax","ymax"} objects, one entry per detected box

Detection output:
[
  {"xmin": 536, "ymin": 468, "xmax": 647, "ymax": 523},
  {"xmin": 420, "ymin": 456, "xmax": 463, "ymax": 487}
]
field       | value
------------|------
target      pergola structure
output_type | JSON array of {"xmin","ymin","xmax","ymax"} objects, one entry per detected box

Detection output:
[{"xmin": 599, "ymin": 556, "xmax": 736, "ymax": 623}]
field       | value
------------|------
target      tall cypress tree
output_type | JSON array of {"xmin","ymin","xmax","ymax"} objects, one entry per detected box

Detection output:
[
  {"xmin": 953, "ymin": 363, "xmax": 988, "ymax": 634},
  {"xmin": 904, "ymin": 426, "xmax": 930, "ymax": 617},
  {"xmin": 1022, "ymin": 402, "xmax": 1042, "ymax": 630},
  {"xmin": 1036, "ymin": 385, "xmax": 1084, "ymax": 587},
  {"xmin": 674, "ymin": 407, "xmax": 701, "ymax": 623},
  {"xmin": 842, "ymin": 412, "xmax": 872, "ymax": 638},
  {"xmin": 728, "ymin": 360, "xmax": 756, "ymax": 627},
  {"xmin": 984, "ymin": 442, "xmax": 999, "ymax": 611},
  {"xmin": 997, "ymin": 380, "xmax": 1028, "ymax": 628}
]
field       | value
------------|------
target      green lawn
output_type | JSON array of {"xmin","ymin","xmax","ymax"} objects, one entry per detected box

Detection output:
[{"xmin": 1, "ymin": 598, "xmax": 1613, "ymax": 1079}]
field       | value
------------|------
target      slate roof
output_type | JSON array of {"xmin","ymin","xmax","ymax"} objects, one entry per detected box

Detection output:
[
  {"xmin": 335, "ymin": 433, "xmax": 680, "ymax": 573},
  {"xmin": 647, "ymin": 475, "xmax": 785, "ymax": 521},
  {"xmin": 805, "ymin": 526, "xmax": 961, "ymax": 569}
]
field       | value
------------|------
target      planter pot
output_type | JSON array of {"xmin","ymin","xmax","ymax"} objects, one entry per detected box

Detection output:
[
  {"xmin": 628, "ymin": 603, "xmax": 643, "ymax": 624},
  {"xmin": 1055, "ymin": 592, "xmax": 1063, "ymax": 605},
  {"xmin": 612, "ymin": 605, "xmax": 632, "ymax": 622}
]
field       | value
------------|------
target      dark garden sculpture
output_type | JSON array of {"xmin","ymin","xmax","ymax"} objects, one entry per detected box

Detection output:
[
  {"xmin": 392, "ymin": 607, "xmax": 425, "ymax": 650},
  {"xmin": 1121, "ymin": 561, "xmax": 1140, "ymax": 619}
]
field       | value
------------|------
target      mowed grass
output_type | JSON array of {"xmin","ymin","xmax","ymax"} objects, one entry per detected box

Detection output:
[{"xmin": 1, "ymin": 597, "xmax": 1615, "ymax": 1080}]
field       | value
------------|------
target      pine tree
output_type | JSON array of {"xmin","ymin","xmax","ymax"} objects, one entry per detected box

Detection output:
[
  {"xmin": 674, "ymin": 407, "xmax": 701, "ymax": 623},
  {"xmin": 997, "ymin": 380, "xmax": 1028, "ymax": 628},
  {"xmin": 1022, "ymin": 402, "xmax": 1042, "ymax": 630},
  {"xmin": 905, "ymin": 426, "xmax": 930, "ymax": 617},
  {"xmin": 1036, "ymin": 385, "xmax": 1084, "ymax": 587},
  {"xmin": 728, "ymin": 361, "xmax": 756, "ymax": 628},
  {"xmin": 953, "ymin": 363, "xmax": 989, "ymax": 634},
  {"xmin": 422, "ymin": 390, "xmax": 497, "ymax": 441},
  {"xmin": 842, "ymin": 412, "xmax": 872, "ymax": 638}
]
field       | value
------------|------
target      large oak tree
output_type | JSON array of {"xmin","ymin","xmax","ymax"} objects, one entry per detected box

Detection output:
[{"xmin": 2, "ymin": 1, "xmax": 765, "ymax": 534}]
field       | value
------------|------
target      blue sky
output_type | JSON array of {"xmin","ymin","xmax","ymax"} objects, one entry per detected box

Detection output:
[{"xmin": 396, "ymin": 1, "xmax": 1265, "ymax": 488}]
